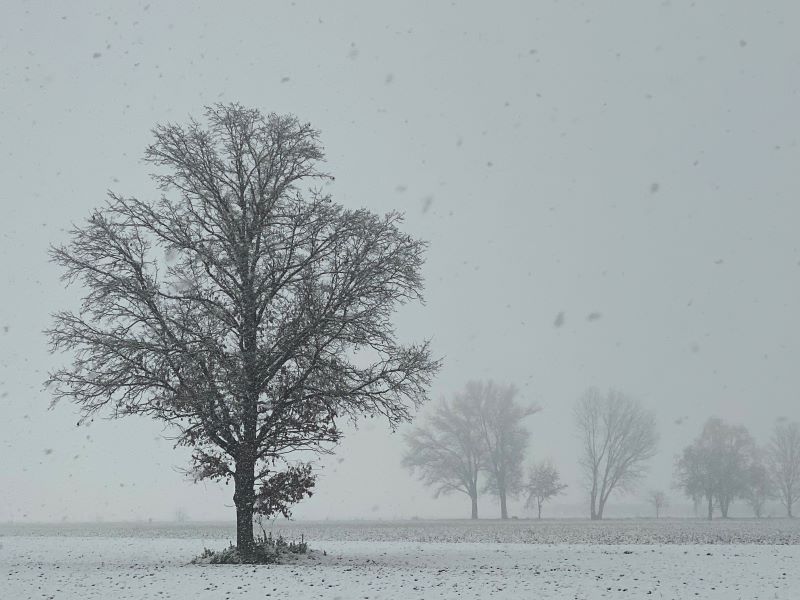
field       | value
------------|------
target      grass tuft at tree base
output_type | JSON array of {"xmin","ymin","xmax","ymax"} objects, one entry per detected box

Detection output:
[{"xmin": 193, "ymin": 532, "xmax": 309, "ymax": 565}]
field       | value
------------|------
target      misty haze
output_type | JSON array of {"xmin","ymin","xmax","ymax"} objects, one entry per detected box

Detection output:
[{"xmin": 2, "ymin": 1, "xmax": 800, "ymax": 598}]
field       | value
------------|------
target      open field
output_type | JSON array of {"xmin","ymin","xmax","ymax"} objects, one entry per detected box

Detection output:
[
  {"xmin": 4, "ymin": 517, "xmax": 800, "ymax": 544},
  {"xmin": 3, "ymin": 520, "xmax": 800, "ymax": 599}
]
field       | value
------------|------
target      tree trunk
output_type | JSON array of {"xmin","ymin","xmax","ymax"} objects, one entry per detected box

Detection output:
[
  {"xmin": 470, "ymin": 493, "xmax": 478, "ymax": 520},
  {"xmin": 596, "ymin": 496, "xmax": 605, "ymax": 520},
  {"xmin": 537, "ymin": 501, "xmax": 542, "ymax": 520},
  {"xmin": 788, "ymin": 498, "xmax": 793, "ymax": 518},
  {"xmin": 499, "ymin": 489, "xmax": 508, "ymax": 520},
  {"xmin": 707, "ymin": 495, "xmax": 713, "ymax": 520},
  {"xmin": 233, "ymin": 460, "xmax": 256, "ymax": 560},
  {"xmin": 590, "ymin": 490, "xmax": 598, "ymax": 520}
]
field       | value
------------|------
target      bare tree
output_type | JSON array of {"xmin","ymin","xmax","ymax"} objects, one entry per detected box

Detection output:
[
  {"xmin": 524, "ymin": 460, "xmax": 567, "ymax": 519},
  {"xmin": 675, "ymin": 418, "xmax": 757, "ymax": 519},
  {"xmin": 674, "ymin": 442, "xmax": 716, "ymax": 520},
  {"xmin": 574, "ymin": 388, "xmax": 658, "ymax": 520},
  {"xmin": 403, "ymin": 391, "xmax": 485, "ymax": 519},
  {"xmin": 646, "ymin": 490, "xmax": 668, "ymax": 518},
  {"xmin": 767, "ymin": 420, "xmax": 800, "ymax": 517},
  {"xmin": 46, "ymin": 104, "xmax": 439, "ymax": 560},
  {"xmin": 744, "ymin": 451, "xmax": 771, "ymax": 518},
  {"xmin": 475, "ymin": 381, "xmax": 539, "ymax": 519}
]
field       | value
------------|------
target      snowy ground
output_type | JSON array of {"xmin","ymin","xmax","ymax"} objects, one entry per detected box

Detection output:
[
  {"xmin": 3, "ymin": 520, "xmax": 800, "ymax": 599},
  {"xmin": 6, "ymin": 517, "xmax": 800, "ymax": 544}
]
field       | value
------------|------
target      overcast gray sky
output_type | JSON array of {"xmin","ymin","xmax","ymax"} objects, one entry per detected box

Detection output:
[{"xmin": 2, "ymin": 0, "xmax": 800, "ymax": 522}]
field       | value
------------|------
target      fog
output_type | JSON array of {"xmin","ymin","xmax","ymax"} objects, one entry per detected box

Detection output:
[{"xmin": 2, "ymin": 0, "xmax": 799, "ymax": 522}]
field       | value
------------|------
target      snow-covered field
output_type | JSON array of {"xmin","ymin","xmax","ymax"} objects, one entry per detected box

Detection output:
[
  {"xmin": 7, "ymin": 517, "xmax": 800, "ymax": 544},
  {"xmin": 3, "ymin": 520, "xmax": 800, "ymax": 599}
]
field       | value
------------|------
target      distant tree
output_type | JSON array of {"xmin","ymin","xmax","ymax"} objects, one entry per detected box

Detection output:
[
  {"xmin": 403, "ymin": 391, "xmax": 486, "ymax": 519},
  {"xmin": 647, "ymin": 490, "xmax": 668, "ymax": 519},
  {"xmin": 767, "ymin": 421, "xmax": 800, "ymax": 517},
  {"xmin": 574, "ymin": 388, "xmax": 658, "ymax": 520},
  {"xmin": 691, "ymin": 495, "xmax": 703, "ymax": 518},
  {"xmin": 675, "ymin": 441, "xmax": 716, "ymax": 519},
  {"xmin": 524, "ymin": 460, "xmax": 567, "ymax": 519},
  {"xmin": 475, "ymin": 381, "xmax": 539, "ymax": 519},
  {"xmin": 675, "ymin": 418, "xmax": 757, "ymax": 519},
  {"xmin": 46, "ymin": 104, "xmax": 439, "ymax": 560},
  {"xmin": 744, "ymin": 451, "xmax": 771, "ymax": 518}
]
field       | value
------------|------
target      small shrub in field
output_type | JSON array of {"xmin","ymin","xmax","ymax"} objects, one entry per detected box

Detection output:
[{"xmin": 193, "ymin": 532, "xmax": 309, "ymax": 565}]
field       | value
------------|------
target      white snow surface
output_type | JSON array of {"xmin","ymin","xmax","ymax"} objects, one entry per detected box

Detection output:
[{"xmin": 3, "ymin": 521, "xmax": 800, "ymax": 599}]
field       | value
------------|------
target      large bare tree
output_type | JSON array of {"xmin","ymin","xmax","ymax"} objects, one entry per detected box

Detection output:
[
  {"xmin": 476, "ymin": 381, "xmax": 539, "ymax": 519},
  {"xmin": 767, "ymin": 420, "xmax": 800, "ymax": 517},
  {"xmin": 574, "ymin": 388, "xmax": 658, "ymax": 520},
  {"xmin": 402, "ymin": 390, "xmax": 486, "ymax": 519},
  {"xmin": 47, "ymin": 104, "xmax": 439, "ymax": 559}
]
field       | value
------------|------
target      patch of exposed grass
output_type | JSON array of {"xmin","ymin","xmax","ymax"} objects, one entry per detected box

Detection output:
[{"xmin": 193, "ymin": 532, "xmax": 309, "ymax": 565}]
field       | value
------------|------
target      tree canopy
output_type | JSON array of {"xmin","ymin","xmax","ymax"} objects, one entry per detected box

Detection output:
[
  {"xmin": 47, "ymin": 104, "xmax": 439, "ymax": 558},
  {"xmin": 575, "ymin": 388, "xmax": 658, "ymax": 520},
  {"xmin": 675, "ymin": 417, "xmax": 759, "ymax": 519}
]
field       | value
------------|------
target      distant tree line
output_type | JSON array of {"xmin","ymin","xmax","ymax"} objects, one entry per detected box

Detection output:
[
  {"xmin": 675, "ymin": 418, "xmax": 800, "ymax": 519},
  {"xmin": 403, "ymin": 381, "xmax": 556, "ymax": 519},
  {"xmin": 404, "ymin": 381, "xmax": 800, "ymax": 520},
  {"xmin": 404, "ymin": 383, "xmax": 657, "ymax": 520}
]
